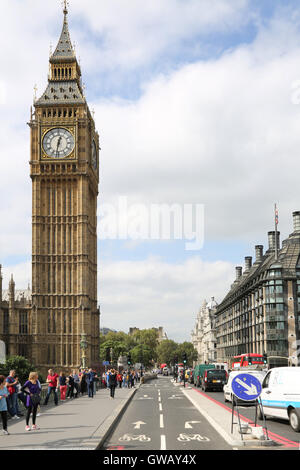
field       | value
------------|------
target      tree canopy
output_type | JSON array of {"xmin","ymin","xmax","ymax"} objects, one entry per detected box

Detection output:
[{"xmin": 100, "ymin": 330, "xmax": 198, "ymax": 368}]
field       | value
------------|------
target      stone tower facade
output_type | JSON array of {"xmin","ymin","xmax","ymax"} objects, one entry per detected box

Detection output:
[{"xmin": 28, "ymin": 5, "xmax": 100, "ymax": 373}]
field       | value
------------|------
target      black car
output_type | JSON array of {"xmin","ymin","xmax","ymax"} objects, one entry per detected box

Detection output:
[{"xmin": 201, "ymin": 369, "xmax": 227, "ymax": 392}]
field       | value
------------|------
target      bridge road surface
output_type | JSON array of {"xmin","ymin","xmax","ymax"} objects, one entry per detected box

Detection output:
[{"xmin": 102, "ymin": 376, "xmax": 233, "ymax": 451}]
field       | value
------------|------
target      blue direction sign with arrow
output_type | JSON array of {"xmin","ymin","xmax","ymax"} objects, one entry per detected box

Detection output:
[{"xmin": 231, "ymin": 373, "xmax": 262, "ymax": 401}]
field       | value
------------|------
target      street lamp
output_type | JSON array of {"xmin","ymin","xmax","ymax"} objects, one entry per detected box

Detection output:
[{"xmin": 80, "ymin": 333, "xmax": 88, "ymax": 370}]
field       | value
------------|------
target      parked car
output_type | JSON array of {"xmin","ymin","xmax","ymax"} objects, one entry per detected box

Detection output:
[
  {"xmin": 201, "ymin": 369, "xmax": 227, "ymax": 392},
  {"xmin": 259, "ymin": 367, "xmax": 300, "ymax": 432},
  {"xmin": 223, "ymin": 369, "xmax": 267, "ymax": 405},
  {"xmin": 193, "ymin": 364, "xmax": 215, "ymax": 387}
]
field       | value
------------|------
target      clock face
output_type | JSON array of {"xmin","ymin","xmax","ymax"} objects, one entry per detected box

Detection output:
[
  {"xmin": 92, "ymin": 140, "xmax": 97, "ymax": 169},
  {"xmin": 42, "ymin": 128, "xmax": 75, "ymax": 159}
]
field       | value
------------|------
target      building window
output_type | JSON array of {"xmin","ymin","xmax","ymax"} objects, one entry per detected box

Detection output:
[
  {"xmin": 3, "ymin": 311, "xmax": 9, "ymax": 334},
  {"xmin": 19, "ymin": 311, "xmax": 28, "ymax": 334},
  {"xmin": 18, "ymin": 344, "xmax": 27, "ymax": 357}
]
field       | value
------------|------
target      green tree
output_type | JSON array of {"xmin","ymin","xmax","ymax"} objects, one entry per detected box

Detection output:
[
  {"xmin": 156, "ymin": 340, "xmax": 178, "ymax": 366},
  {"xmin": 130, "ymin": 344, "xmax": 153, "ymax": 367},
  {"xmin": 175, "ymin": 342, "xmax": 198, "ymax": 367},
  {"xmin": 99, "ymin": 331, "xmax": 132, "ymax": 363},
  {"xmin": 0, "ymin": 356, "xmax": 37, "ymax": 384},
  {"xmin": 132, "ymin": 329, "xmax": 159, "ymax": 362}
]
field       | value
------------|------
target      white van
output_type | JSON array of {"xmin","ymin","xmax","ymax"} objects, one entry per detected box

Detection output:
[{"xmin": 259, "ymin": 367, "xmax": 300, "ymax": 432}]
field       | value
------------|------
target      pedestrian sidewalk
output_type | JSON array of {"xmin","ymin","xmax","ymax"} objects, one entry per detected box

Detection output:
[{"xmin": 0, "ymin": 386, "xmax": 138, "ymax": 450}]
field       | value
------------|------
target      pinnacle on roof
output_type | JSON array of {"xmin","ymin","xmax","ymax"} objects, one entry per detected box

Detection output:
[{"xmin": 51, "ymin": 3, "xmax": 76, "ymax": 62}]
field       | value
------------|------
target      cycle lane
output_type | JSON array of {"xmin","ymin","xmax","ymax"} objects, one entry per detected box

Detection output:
[{"xmin": 160, "ymin": 378, "xmax": 232, "ymax": 450}]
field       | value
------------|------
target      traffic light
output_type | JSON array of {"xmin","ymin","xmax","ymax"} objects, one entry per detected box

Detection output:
[
  {"xmin": 263, "ymin": 353, "xmax": 268, "ymax": 365},
  {"xmin": 183, "ymin": 352, "xmax": 187, "ymax": 365},
  {"xmin": 127, "ymin": 353, "xmax": 132, "ymax": 366}
]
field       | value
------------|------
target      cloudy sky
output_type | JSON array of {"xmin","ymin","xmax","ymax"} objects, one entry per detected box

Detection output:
[{"xmin": 0, "ymin": 0, "xmax": 300, "ymax": 341}]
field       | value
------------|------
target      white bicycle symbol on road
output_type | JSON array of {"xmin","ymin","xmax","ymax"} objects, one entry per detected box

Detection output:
[
  {"xmin": 177, "ymin": 434, "xmax": 210, "ymax": 442},
  {"xmin": 119, "ymin": 434, "xmax": 151, "ymax": 442}
]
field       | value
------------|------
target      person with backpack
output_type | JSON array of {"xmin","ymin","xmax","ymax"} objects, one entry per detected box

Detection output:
[
  {"xmin": 0, "ymin": 375, "xmax": 9, "ymax": 435},
  {"xmin": 21, "ymin": 372, "xmax": 41, "ymax": 431}
]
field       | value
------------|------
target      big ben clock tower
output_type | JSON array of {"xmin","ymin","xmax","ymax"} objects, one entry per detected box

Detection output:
[{"xmin": 29, "ymin": 3, "xmax": 100, "ymax": 372}]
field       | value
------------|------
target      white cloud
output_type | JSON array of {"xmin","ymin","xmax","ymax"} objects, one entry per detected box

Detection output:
[
  {"xmin": 71, "ymin": 0, "xmax": 250, "ymax": 70},
  {"xmin": 93, "ymin": 16, "xmax": 300, "ymax": 245},
  {"xmin": 99, "ymin": 256, "xmax": 235, "ymax": 341},
  {"xmin": 1, "ymin": 1, "xmax": 300, "ymax": 342}
]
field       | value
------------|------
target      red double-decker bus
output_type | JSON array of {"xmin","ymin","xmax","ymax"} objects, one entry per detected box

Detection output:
[{"xmin": 232, "ymin": 353, "xmax": 266, "ymax": 368}]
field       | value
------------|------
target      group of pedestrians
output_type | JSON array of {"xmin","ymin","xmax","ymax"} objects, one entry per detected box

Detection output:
[
  {"xmin": 0, "ymin": 366, "xmax": 100, "ymax": 435},
  {"xmin": 0, "ymin": 370, "xmax": 42, "ymax": 435},
  {"xmin": 101, "ymin": 369, "xmax": 141, "ymax": 399},
  {"xmin": 0, "ymin": 366, "xmax": 142, "ymax": 435}
]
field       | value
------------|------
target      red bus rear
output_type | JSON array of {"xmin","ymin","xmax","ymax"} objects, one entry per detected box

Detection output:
[{"xmin": 232, "ymin": 353, "xmax": 265, "ymax": 368}]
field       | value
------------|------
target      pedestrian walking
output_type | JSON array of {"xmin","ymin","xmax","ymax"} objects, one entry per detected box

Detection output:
[
  {"xmin": 126, "ymin": 371, "xmax": 131, "ymax": 388},
  {"xmin": 130, "ymin": 372, "xmax": 135, "ymax": 388},
  {"xmin": 21, "ymin": 372, "xmax": 42, "ymax": 431},
  {"xmin": 87, "ymin": 368, "xmax": 96, "ymax": 398},
  {"xmin": 122, "ymin": 372, "xmax": 126, "ymax": 388},
  {"xmin": 43, "ymin": 369, "xmax": 59, "ymax": 406},
  {"xmin": 66, "ymin": 372, "xmax": 75, "ymax": 399},
  {"xmin": 80, "ymin": 369, "xmax": 87, "ymax": 395},
  {"xmin": 0, "ymin": 375, "xmax": 9, "ymax": 435},
  {"xmin": 72, "ymin": 370, "xmax": 80, "ymax": 398},
  {"xmin": 117, "ymin": 371, "xmax": 123, "ymax": 388},
  {"xmin": 102, "ymin": 372, "xmax": 107, "ymax": 388},
  {"xmin": 58, "ymin": 372, "xmax": 68, "ymax": 401},
  {"xmin": 5, "ymin": 370, "xmax": 20, "ymax": 420},
  {"xmin": 108, "ymin": 369, "xmax": 117, "ymax": 398},
  {"xmin": 106, "ymin": 369, "xmax": 111, "ymax": 390},
  {"xmin": 16, "ymin": 379, "xmax": 26, "ymax": 412}
]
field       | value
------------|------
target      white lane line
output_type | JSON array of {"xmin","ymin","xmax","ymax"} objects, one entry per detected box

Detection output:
[
  {"xmin": 160, "ymin": 414, "xmax": 164, "ymax": 428},
  {"xmin": 159, "ymin": 403, "xmax": 163, "ymax": 411},
  {"xmin": 181, "ymin": 388, "xmax": 239, "ymax": 447},
  {"xmin": 158, "ymin": 396, "xmax": 161, "ymax": 402},
  {"xmin": 161, "ymin": 434, "xmax": 166, "ymax": 450}
]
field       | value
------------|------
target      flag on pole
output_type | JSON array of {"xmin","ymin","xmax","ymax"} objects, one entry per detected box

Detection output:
[{"xmin": 275, "ymin": 205, "xmax": 279, "ymax": 226}]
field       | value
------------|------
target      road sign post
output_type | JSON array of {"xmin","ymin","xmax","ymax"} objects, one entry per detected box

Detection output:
[{"xmin": 230, "ymin": 373, "xmax": 269, "ymax": 441}]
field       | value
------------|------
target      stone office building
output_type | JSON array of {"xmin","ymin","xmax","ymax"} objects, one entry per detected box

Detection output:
[
  {"xmin": 191, "ymin": 298, "xmax": 218, "ymax": 364},
  {"xmin": 215, "ymin": 211, "xmax": 300, "ymax": 366}
]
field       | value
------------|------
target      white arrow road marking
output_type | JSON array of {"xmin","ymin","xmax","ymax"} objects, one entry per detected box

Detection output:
[
  {"xmin": 235, "ymin": 378, "xmax": 258, "ymax": 395},
  {"xmin": 185, "ymin": 421, "xmax": 201, "ymax": 429},
  {"xmin": 132, "ymin": 421, "xmax": 146, "ymax": 429},
  {"xmin": 168, "ymin": 395, "xmax": 183, "ymax": 400}
]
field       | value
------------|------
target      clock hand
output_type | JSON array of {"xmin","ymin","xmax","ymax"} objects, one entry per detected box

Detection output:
[{"xmin": 56, "ymin": 137, "xmax": 62, "ymax": 157}]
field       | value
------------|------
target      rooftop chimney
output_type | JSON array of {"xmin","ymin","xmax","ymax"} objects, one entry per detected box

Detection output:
[
  {"xmin": 235, "ymin": 266, "xmax": 243, "ymax": 281},
  {"xmin": 293, "ymin": 211, "xmax": 300, "ymax": 232},
  {"xmin": 255, "ymin": 245, "xmax": 263, "ymax": 263},
  {"xmin": 268, "ymin": 231, "xmax": 280, "ymax": 252},
  {"xmin": 245, "ymin": 256, "xmax": 252, "ymax": 272}
]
